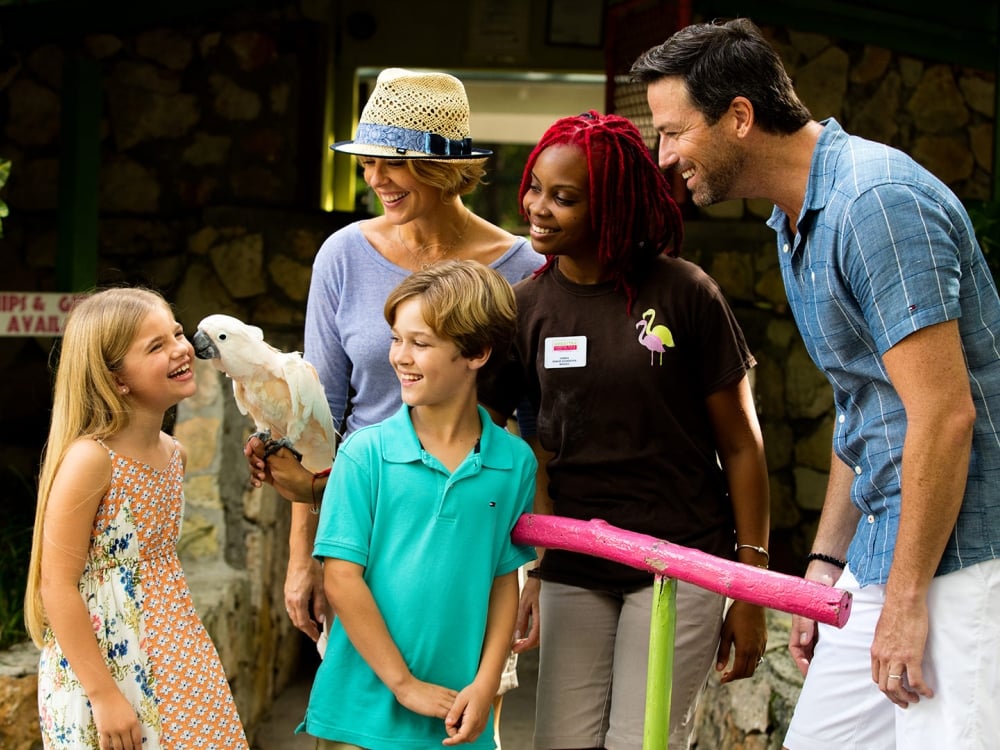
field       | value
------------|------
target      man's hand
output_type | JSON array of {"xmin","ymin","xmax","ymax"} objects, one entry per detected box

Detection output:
[
  {"xmin": 788, "ymin": 611, "xmax": 818, "ymax": 677},
  {"xmin": 789, "ymin": 559, "xmax": 844, "ymax": 675},
  {"xmin": 870, "ymin": 595, "xmax": 933, "ymax": 708}
]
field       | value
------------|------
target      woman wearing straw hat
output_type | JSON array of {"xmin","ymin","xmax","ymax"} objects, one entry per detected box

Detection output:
[{"xmin": 246, "ymin": 67, "xmax": 542, "ymax": 746}]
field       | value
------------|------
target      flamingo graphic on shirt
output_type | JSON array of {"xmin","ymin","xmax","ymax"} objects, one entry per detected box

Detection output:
[{"xmin": 635, "ymin": 308, "xmax": 674, "ymax": 365}]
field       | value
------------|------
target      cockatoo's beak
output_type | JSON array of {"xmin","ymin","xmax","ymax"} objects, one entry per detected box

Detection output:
[{"xmin": 192, "ymin": 330, "xmax": 219, "ymax": 360}]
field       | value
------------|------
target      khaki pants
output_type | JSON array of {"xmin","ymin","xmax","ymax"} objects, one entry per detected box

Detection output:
[{"xmin": 533, "ymin": 580, "xmax": 724, "ymax": 750}]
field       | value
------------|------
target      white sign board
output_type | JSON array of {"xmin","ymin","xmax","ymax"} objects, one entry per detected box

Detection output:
[{"xmin": 0, "ymin": 292, "xmax": 84, "ymax": 337}]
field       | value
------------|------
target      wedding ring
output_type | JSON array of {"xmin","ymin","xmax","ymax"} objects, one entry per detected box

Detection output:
[{"xmin": 887, "ymin": 674, "xmax": 902, "ymax": 680}]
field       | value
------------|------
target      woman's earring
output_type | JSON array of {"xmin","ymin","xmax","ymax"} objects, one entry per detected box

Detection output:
[{"xmin": 120, "ymin": 386, "xmax": 129, "ymax": 394}]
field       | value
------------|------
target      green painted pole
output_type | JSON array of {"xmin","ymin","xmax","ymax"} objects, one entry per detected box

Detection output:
[{"xmin": 642, "ymin": 575, "xmax": 677, "ymax": 749}]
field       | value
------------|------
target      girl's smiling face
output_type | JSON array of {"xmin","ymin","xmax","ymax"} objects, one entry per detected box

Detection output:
[
  {"xmin": 522, "ymin": 144, "xmax": 598, "ymax": 265},
  {"xmin": 116, "ymin": 306, "xmax": 196, "ymax": 411}
]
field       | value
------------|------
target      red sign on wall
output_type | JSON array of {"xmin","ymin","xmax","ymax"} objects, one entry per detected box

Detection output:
[{"xmin": 0, "ymin": 292, "xmax": 84, "ymax": 337}]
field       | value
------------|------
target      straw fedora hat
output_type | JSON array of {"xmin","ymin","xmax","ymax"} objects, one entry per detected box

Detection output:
[{"xmin": 331, "ymin": 68, "xmax": 492, "ymax": 160}]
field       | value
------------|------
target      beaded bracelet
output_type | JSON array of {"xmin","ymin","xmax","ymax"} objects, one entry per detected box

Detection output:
[
  {"xmin": 806, "ymin": 552, "xmax": 846, "ymax": 569},
  {"xmin": 310, "ymin": 468, "xmax": 331, "ymax": 515}
]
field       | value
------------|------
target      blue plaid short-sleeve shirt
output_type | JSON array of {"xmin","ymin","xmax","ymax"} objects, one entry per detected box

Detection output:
[{"xmin": 768, "ymin": 119, "xmax": 1000, "ymax": 586}]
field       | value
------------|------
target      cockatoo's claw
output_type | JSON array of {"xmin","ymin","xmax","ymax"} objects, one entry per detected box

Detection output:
[
  {"xmin": 262, "ymin": 436, "xmax": 303, "ymax": 463},
  {"xmin": 249, "ymin": 429, "xmax": 272, "ymax": 446}
]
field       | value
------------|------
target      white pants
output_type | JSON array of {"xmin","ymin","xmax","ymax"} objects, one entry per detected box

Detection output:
[{"xmin": 785, "ymin": 559, "xmax": 1000, "ymax": 749}]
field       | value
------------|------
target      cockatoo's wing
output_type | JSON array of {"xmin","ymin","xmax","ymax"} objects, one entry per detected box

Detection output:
[
  {"xmin": 231, "ymin": 369, "xmax": 292, "ymax": 437},
  {"xmin": 279, "ymin": 355, "xmax": 337, "ymax": 472}
]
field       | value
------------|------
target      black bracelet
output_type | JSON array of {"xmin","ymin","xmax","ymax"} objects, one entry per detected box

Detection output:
[
  {"xmin": 806, "ymin": 552, "xmax": 847, "ymax": 569},
  {"xmin": 526, "ymin": 568, "xmax": 542, "ymax": 579}
]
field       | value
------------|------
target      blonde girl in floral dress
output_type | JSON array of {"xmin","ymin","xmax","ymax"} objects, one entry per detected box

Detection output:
[{"xmin": 24, "ymin": 288, "xmax": 248, "ymax": 750}]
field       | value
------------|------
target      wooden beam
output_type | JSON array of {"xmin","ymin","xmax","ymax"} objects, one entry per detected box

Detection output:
[{"xmin": 513, "ymin": 514, "xmax": 852, "ymax": 626}]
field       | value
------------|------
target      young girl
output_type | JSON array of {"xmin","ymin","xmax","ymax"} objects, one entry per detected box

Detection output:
[
  {"xmin": 24, "ymin": 288, "xmax": 249, "ymax": 750},
  {"xmin": 510, "ymin": 112, "xmax": 771, "ymax": 749}
]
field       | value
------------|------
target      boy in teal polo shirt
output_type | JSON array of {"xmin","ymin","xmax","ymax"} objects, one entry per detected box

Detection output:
[{"xmin": 299, "ymin": 260, "xmax": 537, "ymax": 749}]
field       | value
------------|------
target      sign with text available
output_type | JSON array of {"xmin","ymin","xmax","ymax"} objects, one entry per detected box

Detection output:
[{"xmin": 0, "ymin": 292, "xmax": 84, "ymax": 337}]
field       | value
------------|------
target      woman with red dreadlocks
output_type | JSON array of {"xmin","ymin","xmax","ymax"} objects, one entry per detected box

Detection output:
[{"xmin": 508, "ymin": 111, "xmax": 770, "ymax": 750}]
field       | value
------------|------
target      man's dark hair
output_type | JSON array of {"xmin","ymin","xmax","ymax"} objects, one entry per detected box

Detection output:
[{"xmin": 630, "ymin": 17, "xmax": 811, "ymax": 134}]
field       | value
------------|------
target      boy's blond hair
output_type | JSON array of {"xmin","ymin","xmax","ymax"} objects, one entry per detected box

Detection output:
[{"xmin": 384, "ymin": 260, "xmax": 516, "ymax": 378}]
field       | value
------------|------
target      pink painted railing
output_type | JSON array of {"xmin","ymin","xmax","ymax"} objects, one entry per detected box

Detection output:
[{"xmin": 512, "ymin": 514, "xmax": 851, "ymax": 627}]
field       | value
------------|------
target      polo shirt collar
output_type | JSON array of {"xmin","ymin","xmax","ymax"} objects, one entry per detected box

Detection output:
[
  {"xmin": 381, "ymin": 404, "xmax": 513, "ymax": 470},
  {"xmin": 766, "ymin": 117, "xmax": 845, "ymax": 244},
  {"xmin": 803, "ymin": 117, "xmax": 844, "ymax": 215}
]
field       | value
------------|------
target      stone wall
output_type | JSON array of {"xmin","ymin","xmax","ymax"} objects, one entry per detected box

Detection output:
[
  {"xmin": 0, "ymin": 4, "xmax": 338, "ymax": 744},
  {"xmin": 0, "ymin": 643, "xmax": 40, "ymax": 750},
  {"xmin": 692, "ymin": 611, "xmax": 804, "ymax": 750}
]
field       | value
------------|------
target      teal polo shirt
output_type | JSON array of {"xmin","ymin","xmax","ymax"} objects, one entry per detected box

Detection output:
[{"xmin": 301, "ymin": 405, "xmax": 537, "ymax": 749}]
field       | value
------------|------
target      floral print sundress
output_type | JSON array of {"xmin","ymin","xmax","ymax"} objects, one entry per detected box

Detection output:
[{"xmin": 37, "ymin": 439, "xmax": 249, "ymax": 749}]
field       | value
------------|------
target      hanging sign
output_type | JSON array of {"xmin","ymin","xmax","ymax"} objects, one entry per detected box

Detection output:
[{"xmin": 0, "ymin": 292, "xmax": 84, "ymax": 337}]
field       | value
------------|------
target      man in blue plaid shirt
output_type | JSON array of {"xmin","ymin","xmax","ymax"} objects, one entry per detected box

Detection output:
[{"xmin": 633, "ymin": 17, "xmax": 1000, "ymax": 750}]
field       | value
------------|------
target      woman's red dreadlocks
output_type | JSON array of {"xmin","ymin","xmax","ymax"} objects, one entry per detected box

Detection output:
[{"xmin": 518, "ymin": 110, "xmax": 684, "ymax": 315}]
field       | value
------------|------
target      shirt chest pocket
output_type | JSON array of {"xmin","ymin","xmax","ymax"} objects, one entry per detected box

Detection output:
[{"xmin": 788, "ymin": 258, "xmax": 875, "ymax": 362}]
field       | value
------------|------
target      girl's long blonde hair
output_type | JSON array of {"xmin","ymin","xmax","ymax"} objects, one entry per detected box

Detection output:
[{"xmin": 24, "ymin": 287, "xmax": 171, "ymax": 646}]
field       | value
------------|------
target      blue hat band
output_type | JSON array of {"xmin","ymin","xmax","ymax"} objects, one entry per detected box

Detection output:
[{"xmin": 354, "ymin": 122, "xmax": 473, "ymax": 157}]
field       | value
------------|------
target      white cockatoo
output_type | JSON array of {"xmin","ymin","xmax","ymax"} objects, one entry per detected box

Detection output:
[{"xmin": 192, "ymin": 314, "xmax": 337, "ymax": 472}]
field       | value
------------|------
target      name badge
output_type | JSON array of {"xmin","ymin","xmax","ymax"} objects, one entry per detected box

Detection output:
[{"xmin": 544, "ymin": 336, "xmax": 587, "ymax": 368}]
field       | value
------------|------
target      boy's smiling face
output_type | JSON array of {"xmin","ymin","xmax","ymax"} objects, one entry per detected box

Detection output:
[{"xmin": 389, "ymin": 296, "xmax": 485, "ymax": 409}]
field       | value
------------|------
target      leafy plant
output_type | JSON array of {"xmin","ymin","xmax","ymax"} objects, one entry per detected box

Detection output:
[
  {"xmin": 0, "ymin": 466, "xmax": 33, "ymax": 649},
  {"xmin": 966, "ymin": 199, "xmax": 1000, "ymax": 284}
]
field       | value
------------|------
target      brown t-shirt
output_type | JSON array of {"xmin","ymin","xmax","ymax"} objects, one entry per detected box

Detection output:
[{"xmin": 514, "ymin": 257, "xmax": 756, "ymax": 590}]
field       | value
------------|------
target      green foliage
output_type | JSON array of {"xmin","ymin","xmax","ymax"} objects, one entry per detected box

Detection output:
[
  {"xmin": 0, "ymin": 466, "xmax": 33, "ymax": 649},
  {"xmin": 966, "ymin": 199, "xmax": 1000, "ymax": 285}
]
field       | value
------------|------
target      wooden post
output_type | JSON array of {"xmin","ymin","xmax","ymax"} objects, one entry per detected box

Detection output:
[
  {"xmin": 512, "ymin": 514, "xmax": 851, "ymax": 627},
  {"xmin": 512, "ymin": 514, "xmax": 853, "ymax": 748}
]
